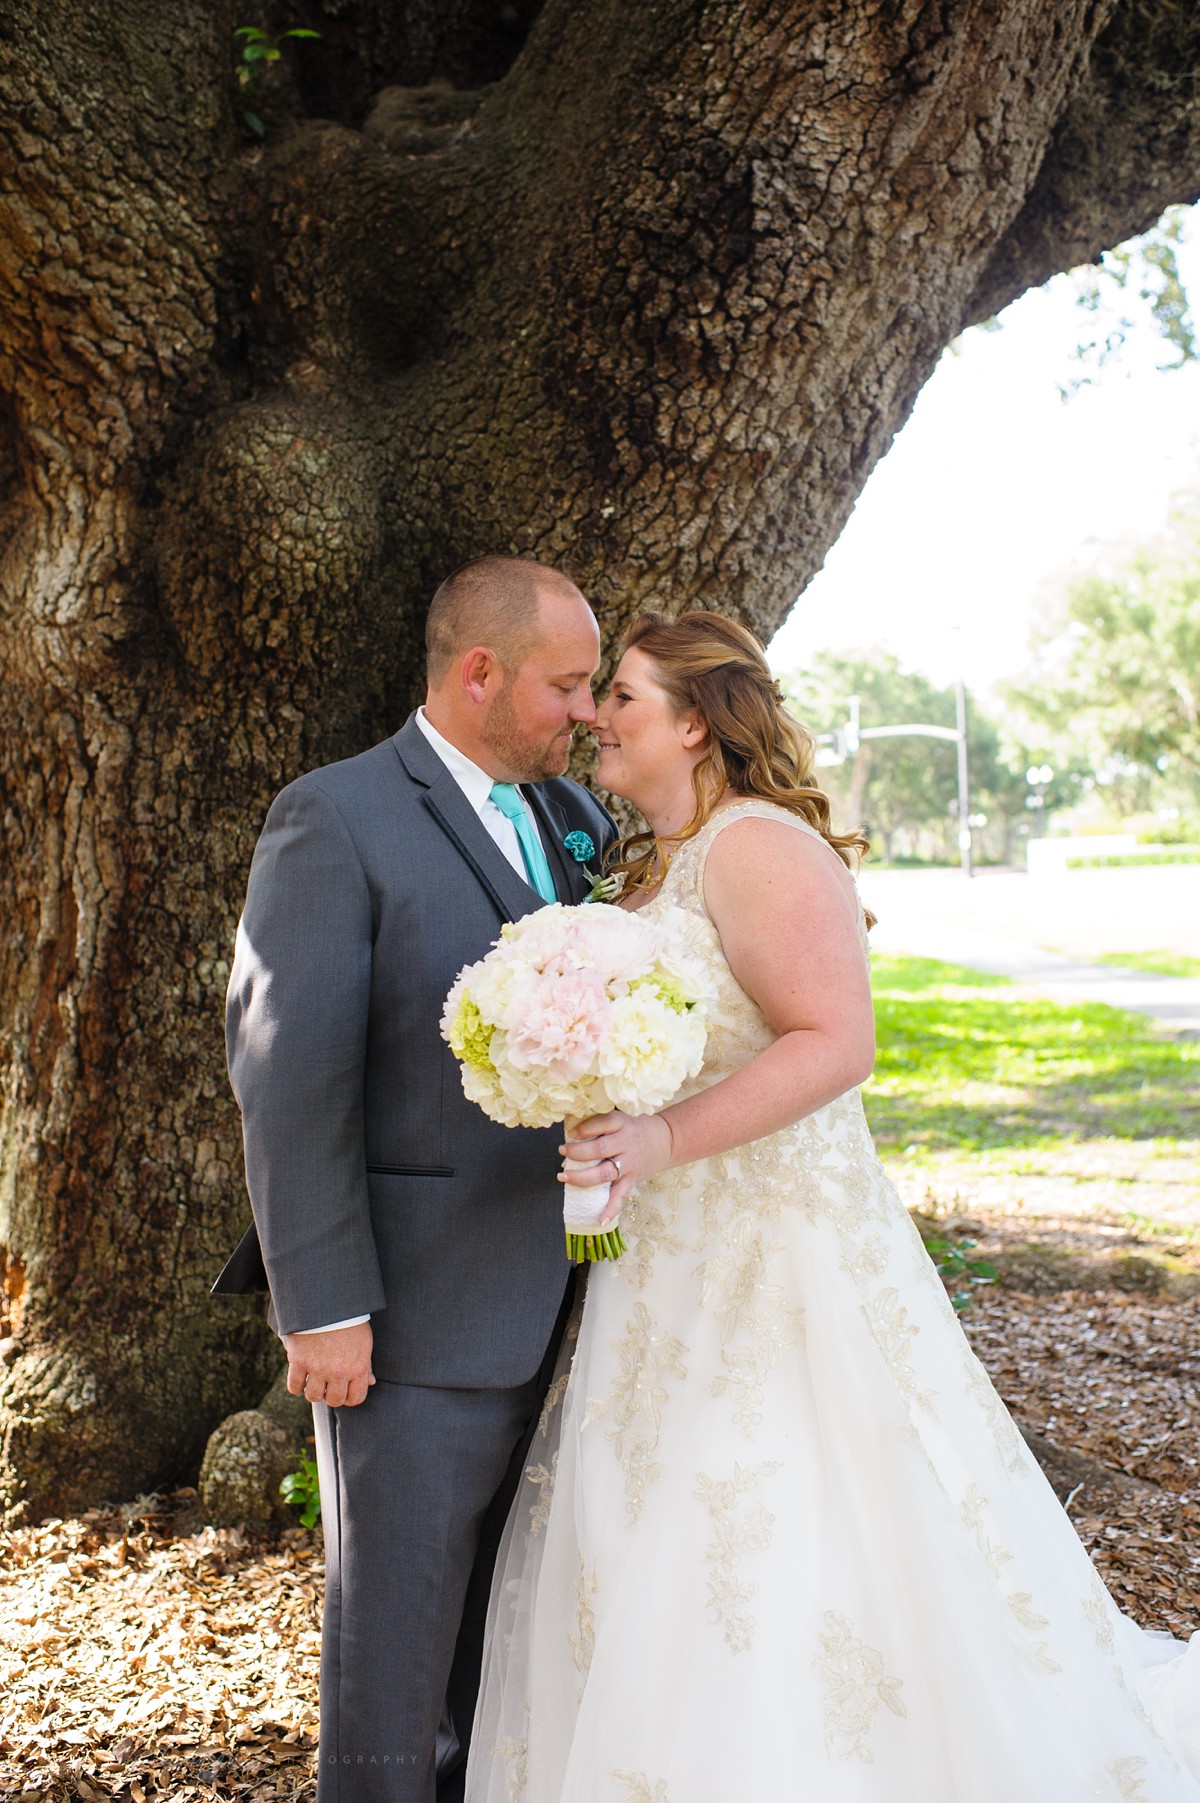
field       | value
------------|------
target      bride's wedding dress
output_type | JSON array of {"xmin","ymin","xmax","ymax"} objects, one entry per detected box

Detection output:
[{"xmin": 466, "ymin": 800, "xmax": 1200, "ymax": 1802}]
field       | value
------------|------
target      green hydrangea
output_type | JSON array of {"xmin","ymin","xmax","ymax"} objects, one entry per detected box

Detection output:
[
  {"xmin": 633, "ymin": 971, "xmax": 695, "ymax": 1015},
  {"xmin": 449, "ymin": 996, "xmax": 496, "ymax": 1071}
]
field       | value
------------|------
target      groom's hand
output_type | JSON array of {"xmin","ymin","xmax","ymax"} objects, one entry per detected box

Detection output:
[{"xmin": 285, "ymin": 1322, "xmax": 376, "ymax": 1409}]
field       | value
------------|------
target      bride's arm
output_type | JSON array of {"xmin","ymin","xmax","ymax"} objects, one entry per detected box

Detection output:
[
  {"xmin": 560, "ymin": 816, "xmax": 875, "ymax": 1217},
  {"xmin": 669, "ymin": 812, "xmax": 875, "ymax": 1142}
]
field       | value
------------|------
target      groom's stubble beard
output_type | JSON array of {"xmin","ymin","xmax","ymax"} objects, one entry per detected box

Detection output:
[{"xmin": 480, "ymin": 675, "xmax": 574, "ymax": 782}]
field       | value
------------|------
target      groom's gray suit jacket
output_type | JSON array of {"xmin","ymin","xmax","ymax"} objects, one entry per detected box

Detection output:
[{"xmin": 215, "ymin": 714, "xmax": 615, "ymax": 1388}]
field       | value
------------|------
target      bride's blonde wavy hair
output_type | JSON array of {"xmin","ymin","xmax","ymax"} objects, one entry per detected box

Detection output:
[{"xmin": 606, "ymin": 610, "xmax": 873, "ymax": 923}]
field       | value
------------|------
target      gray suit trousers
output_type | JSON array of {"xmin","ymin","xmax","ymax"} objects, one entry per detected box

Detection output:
[{"xmin": 312, "ymin": 1283, "xmax": 573, "ymax": 1803}]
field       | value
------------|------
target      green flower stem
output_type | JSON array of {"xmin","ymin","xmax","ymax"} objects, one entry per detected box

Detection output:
[{"xmin": 565, "ymin": 1225, "xmax": 627, "ymax": 1263}]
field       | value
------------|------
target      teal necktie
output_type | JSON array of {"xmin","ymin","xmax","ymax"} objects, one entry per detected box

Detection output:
[{"xmin": 489, "ymin": 783, "xmax": 559, "ymax": 903}]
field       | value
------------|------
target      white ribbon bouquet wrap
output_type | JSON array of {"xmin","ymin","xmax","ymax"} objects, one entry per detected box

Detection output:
[{"xmin": 440, "ymin": 901, "xmax": 709, "ymax": 1261}]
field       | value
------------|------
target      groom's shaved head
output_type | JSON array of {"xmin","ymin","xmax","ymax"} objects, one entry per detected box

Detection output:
[
  {"xmin": 425, "ymin": 555, "xmax": 586, "ymax": 684},
  {"xmin": 422, "ymin": 553, "xmax": 599, "ymax": 781}
]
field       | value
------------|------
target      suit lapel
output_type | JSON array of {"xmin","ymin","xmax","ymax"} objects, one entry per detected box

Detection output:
[{"xmin": 393, "ymin": 718, "xmax": 543, "ymax": 923}]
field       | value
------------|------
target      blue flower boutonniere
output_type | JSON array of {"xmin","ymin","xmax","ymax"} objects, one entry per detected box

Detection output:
[
  {"xmin": 563, "ymin": 830, "xmax": 595, "ymax": 863},
  {"xmin": 564, "ymin": 829, "xmax": 623, "ymax": 903}
]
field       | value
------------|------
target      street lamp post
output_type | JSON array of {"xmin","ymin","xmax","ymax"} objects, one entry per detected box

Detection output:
[
  {"xmin": 812, "ymin": 685, "xmax": 975, "ymax": 875},
  {"xmin": 955, "ymin": 674, "xmax": 972, "ymax": 878}
]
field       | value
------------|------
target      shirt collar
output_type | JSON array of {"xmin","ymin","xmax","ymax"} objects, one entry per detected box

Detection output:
[{"xmin": 415, "ymin": 707, "xmax": 504, "ymax": 817}]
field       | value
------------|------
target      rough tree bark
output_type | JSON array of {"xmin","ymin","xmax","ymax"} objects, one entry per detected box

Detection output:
[{"xmin": 1, "ymin": 0, "xmax": 1198, "ymax": 1522}]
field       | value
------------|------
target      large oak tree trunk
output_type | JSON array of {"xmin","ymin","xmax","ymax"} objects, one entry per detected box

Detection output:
[{"xmin": 1, "ymin": 0, "xmax": 1198, "ymax": 1521}]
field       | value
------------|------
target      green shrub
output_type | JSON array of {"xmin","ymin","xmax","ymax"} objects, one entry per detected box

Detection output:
[{"xmin": 280, "ymin": 1452, "xmax": 321, "ymax": 1528}]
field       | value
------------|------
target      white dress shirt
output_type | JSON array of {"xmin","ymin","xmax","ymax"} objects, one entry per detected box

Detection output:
[
  {"xmin": 412, "ymin": 706, "xmax": 544, "ymax": 879},
  {"xmin": 294, "ymin": 710, "xmax": 549, "ymax": 1336}
]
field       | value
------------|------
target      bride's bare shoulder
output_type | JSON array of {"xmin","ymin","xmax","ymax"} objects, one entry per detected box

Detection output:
[
  {"xmin": 703, "ymin": 808, "xmax": 858, "ymax": 908},
  {"xmin": 704, "ymin": 805, "xmax": 833, "ymax": 857}
]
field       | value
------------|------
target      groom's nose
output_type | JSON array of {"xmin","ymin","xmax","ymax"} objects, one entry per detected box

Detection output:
[{"xmin": 570, "ymin": 687, "xmax": 598, "ymax": 725}]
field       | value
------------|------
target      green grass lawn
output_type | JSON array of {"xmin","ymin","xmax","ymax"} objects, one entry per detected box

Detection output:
[
  {"xmin": 866, "ymin": 955, "xmax": 1199, "ymax": 1154},
  {"xmin": 1089, "ymin": 949, "xmax": 1200, "ymax": 979}
]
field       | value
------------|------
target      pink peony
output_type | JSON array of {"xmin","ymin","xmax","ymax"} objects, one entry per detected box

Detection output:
[
  {"xmin": 501, "ymin": 902, "xmax": 658, "ymax": 988},
  {"xmin": 559, "ymin": 905, "xmax": 659, "ymax": 986},
  {"xmin": 503, "ymin": 969, "xmax": 613, "ymax": 1080}
]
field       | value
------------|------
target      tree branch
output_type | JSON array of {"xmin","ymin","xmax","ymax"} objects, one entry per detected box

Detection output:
[{"xmin": 966, "ymin": 0, "xmax": 1200, "ymax": 326}]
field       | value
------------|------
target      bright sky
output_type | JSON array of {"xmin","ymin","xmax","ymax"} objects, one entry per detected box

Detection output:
[{"xmin": 769, "ymin": 202, "xmax": 1200, "ymax": 697}]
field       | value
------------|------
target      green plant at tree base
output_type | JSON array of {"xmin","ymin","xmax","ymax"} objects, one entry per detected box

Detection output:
[
  {"xmin": 280, "ymin": 1452, "xmax": 321, "ymax": 1528},
  {"xmin": 924, "ymin": 1235, "xmax": 998, "ymax": 1313},
  {"xmin": 235, "ymin": 24, "xmax": 320, "ymax": 138}
]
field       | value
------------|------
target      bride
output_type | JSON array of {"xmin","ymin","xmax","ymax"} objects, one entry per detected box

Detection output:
[{"xmin": 465, "ymin": 609, "xmax": 1200, "ymax": 1802}]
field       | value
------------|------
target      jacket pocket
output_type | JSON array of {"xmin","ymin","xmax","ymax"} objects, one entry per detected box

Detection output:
[{"xmin": 366, "ymin": 1163, "xmax": 455, "ymax": 1177}]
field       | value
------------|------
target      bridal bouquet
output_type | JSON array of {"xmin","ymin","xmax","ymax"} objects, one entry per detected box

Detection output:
[{"xmin": 440, "ymin": 902, "xmax": 708, "ymax": 1261}]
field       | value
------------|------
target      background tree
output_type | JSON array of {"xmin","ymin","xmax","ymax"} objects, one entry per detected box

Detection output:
[
  {"xmin": 1009, "ymin": 490, "xmax": 1200, "ymax": 818},
  {"xmin": 786, "ymin": 651, "xmax": 1071, "ymax": 864},
  {"xmin": 965, "ymin": 709, "xmax": 1033, "ymax": 867},
  {"xmin": 786, "ymin": 651, "xmax": 958, "ymax": 861},
  {"xmin": 1061, "ymin": 201, "xmax": 1198, "ymax": 394},
  {"xmin": 2, "ymin": 0, "xmax": 1200, "ymax": 1522}
]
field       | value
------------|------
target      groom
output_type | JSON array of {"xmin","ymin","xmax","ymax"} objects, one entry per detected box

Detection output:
[{"xmin": 214, "ymin": 555, "xmax": 614, "ymax": 1802}]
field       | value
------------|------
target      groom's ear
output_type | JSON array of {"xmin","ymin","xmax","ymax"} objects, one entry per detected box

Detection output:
[{"xmin": 460, "ymin": 645, "xmax": 502, "ymax": 705}]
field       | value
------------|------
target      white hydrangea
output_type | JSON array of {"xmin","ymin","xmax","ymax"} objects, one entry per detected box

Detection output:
[
  {"xmin": 597, "ymin": 989, "xmax": 707, "ymax": 1114},
  {"xmin": 468, "ymin": 945, "xmax": 534, "ymax": 1028}
]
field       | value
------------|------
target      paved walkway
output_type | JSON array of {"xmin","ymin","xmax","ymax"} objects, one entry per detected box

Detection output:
[{"xmin": 859, "ymin": 875, "xmax": 1200, "ymax": 1037}]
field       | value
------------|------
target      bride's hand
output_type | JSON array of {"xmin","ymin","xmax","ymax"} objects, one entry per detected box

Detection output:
[{"xmin": 558, "ymin": 1111, "xmax": 674, "ymax": 1224}]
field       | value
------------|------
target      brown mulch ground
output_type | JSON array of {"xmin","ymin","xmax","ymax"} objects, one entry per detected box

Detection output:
[
  {"xmin": 2, "ymin": 1208, "xmax": 1198, "ymax": 1803},
  {"xmin": 0, "ymin": 1503, "xmax": 322, "ymax": 1803}
]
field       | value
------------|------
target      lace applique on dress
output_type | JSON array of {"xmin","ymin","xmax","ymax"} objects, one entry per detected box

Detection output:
[
  {"xmin": 694, "ymin": 1459, "xmax": 782, "ymax": 1653},
  {"xmin": 537, "ymin": 1372, "xmax": 570, "ymax": 1439},
  {"xmin": 599, "ymin": 1301, "xmax": 689, "ymax": 1523},
  {"xmin": 610, "ymin": 1776, "xmax": 670, "ymax": 1803},
  {"xmin": 960, "ymin": 1484, "xmax": 1014, "ymax": 1581},
  {"xmin": 617, "ymin": 1160, "xmax": 689, "ymax": 1291},
  {"xmin": 524, "ymin": 1453, "xmax": 558, "ymax": 1537},
  {"xmin": 814, "ymin": 1610, "xmax": 908, "ymax": 1763},
  {"xmin": 695, "ymin": 1216, "xmax": 805, "ymax": 1437},
  {"xmin": 862, "ymin": 1286, "xmax": 936, "ymax": 1417},
  {"xmin": 492, "ymin": 1706, "xmax": 530, "ymax": 1802},
  {"xmin": 569, "ymin": 1558, "xmax": 598, "ymax": 1693},
  {"xmin": 963, "ymin": 1356, "xmax": 1030, "ymax": 1475},
  {"xmin": 1111, "ymin": 1757, "xmax": 1149, "ymax": 1800}
]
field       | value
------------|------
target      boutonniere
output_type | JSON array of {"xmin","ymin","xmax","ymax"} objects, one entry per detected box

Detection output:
[
  {"xmin": 563, "ymin": 829, "xmax": 623, "ymax": 903},
  {"xmin": 563, "ymin": 830, "xmax": 595, "ymax": 864}
]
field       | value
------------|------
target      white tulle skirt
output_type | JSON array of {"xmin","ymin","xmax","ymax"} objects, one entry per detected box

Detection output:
[{"xmin": 466, "ymin": 1091, "xmax": 1200, "ymax": 1802}]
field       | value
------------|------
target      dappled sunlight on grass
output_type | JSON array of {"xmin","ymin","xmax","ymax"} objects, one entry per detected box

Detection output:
[
  {"xmin": 866, "ymin": 955, "xmax": 1200, "ymax": 1152},
  {"xmin": 868, "ymin": 954, "xmax": 1011, "ymax": 993},
  {"xmin": 1089, "ymin": 950, "xmax": 1200, "ymax": 979}
]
